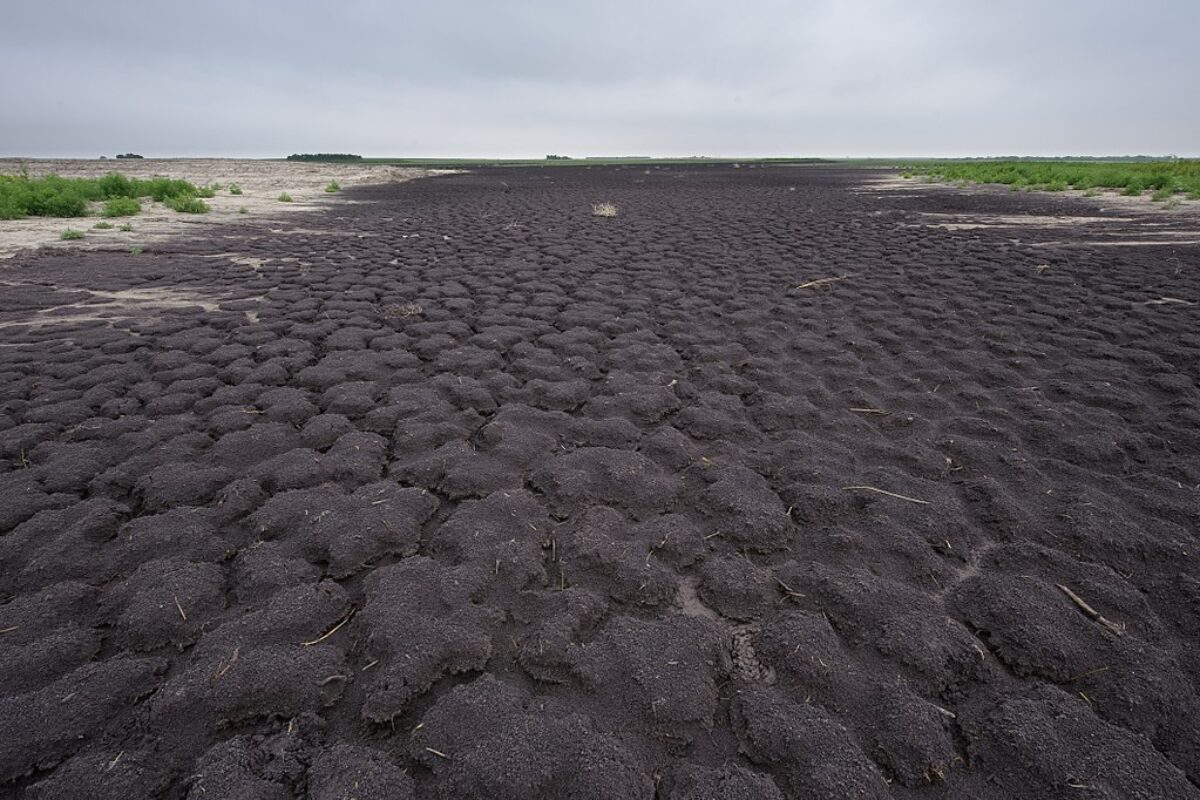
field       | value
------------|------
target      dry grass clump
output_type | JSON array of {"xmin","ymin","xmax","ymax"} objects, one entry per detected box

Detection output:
[{"xmin": 591, "ymin": 202, "xmax": 618, "ymax": 218}]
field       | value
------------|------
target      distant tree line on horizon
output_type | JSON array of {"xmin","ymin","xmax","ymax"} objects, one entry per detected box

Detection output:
[
  {"xmin": 115, "ymin": 153, "xmax": 144, "ymax": 159},
  {"xmin": 286, "ymin": 153, "xmax": 363, "ymax": 162}
]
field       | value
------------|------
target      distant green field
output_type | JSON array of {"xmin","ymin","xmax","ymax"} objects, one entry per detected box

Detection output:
[{"xmin": 908, "ymin": 160, "xmax": 1200, "ymax": 199}]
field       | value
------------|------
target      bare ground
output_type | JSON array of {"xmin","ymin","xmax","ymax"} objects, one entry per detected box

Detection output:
[{"xmin": 0, "ymin": 165, "xmax": 1198, "ymax": 799}]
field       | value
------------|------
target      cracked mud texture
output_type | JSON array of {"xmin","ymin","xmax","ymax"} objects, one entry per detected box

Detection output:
[{"xmin": 1, "ymin": 165, "xmax": 1199, "ymax": 799}]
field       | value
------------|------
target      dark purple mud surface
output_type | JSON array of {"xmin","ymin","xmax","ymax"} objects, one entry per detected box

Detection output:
[{"xmin": 1, "ymin": 165, "xmax": 1199, "ymax": 799}]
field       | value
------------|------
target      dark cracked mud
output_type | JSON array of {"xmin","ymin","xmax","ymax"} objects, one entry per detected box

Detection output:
[{"xmin": 1, "ymin": 165, "xmax": 1199, "ymax": 799}]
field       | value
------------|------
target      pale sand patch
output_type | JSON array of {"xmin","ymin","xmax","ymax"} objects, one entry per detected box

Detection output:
[
  {"xmin": 1030, "ymin": 238, "xmax": 1200, "ymax": 247},
  {"xmin": 908, "ymin": 213, "xmax": 1136, "ymax": 231},
  {"xmin": 0, "ymin": 285, "xmax": 266, "ymax": 329},
  {"xmin": 0, "ymin": 158, "xmax": 448, "ymax": 259}
]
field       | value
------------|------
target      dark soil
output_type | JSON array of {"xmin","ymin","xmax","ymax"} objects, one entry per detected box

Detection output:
[{"xmin": 2, "ymin": 165, "xmax": 1199, "ymax": 799}]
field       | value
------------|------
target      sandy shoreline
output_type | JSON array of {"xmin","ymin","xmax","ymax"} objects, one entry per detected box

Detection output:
[{"xmin": 0, "ymin": 158, "xmax": 444, "ymax": 258}]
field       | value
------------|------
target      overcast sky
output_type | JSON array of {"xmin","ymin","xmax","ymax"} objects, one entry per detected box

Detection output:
[{"xmin": 3, "ymin": 0, "xmax": 1196, "ymax": 158}]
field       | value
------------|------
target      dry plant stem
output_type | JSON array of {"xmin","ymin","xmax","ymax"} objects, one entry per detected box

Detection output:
[
  {"xmin": 212, "ymin": 646, "xmax": 240, "ymax": 680},
  {"xmin": 1067, "ymin": 665, "xmax": 1111, "ymax": 682},
  {"xmin": 793, "ymin": 275, "xmax": 849, "ymax": 289},
  {"xmin": 774, "ymin": 576, "xmax": 806, "ymax": 600},
  {"xmin": 1057, "ymin": 584, "xmax": 1125, "ymax": 636},
  {"xmin": 842, "ymin": 485, "xmax": 931, "ymax": 505},
  {"xmin": 301, "ymin": 609, "xmax": 356, "ymax": 646}
]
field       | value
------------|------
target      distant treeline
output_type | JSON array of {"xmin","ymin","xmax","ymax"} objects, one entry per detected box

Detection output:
[
  {"xmin": 115, "ymin": 153, "xmax": 144, "ymax": 159},
  {"xmin": 286, "ymin": 153, "xmax": 363, "ymax": 162}
]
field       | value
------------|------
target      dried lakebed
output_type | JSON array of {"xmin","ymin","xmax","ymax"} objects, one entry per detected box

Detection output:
[{"xmin": 1, "ymin": 166, "xmax": 1198, "ymax": 799}]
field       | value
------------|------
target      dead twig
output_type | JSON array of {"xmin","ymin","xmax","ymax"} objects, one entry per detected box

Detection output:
[
  {"xmin": 774, "ymin": 576, "xmax": 806, "ymax": 600},
  {"xmin": 173, "ymin": 595, "xmax": 187, "ymax": 622},
  {"xmin": 1066, "ymin": 664, "xmax": 1110, "ymax": 682},
  {"xmin": 1057, "ymin": 584, "xmax": 1125, "ymax": 636},
  {"xmin": 212, "ymin": 646, "xmax": 240, "ymax": 680},
  {"xmin": 301, "ymin": 608, "xmax": 356, "ymax": 646},
  {"xmin": 0, "ymin": 625, "xmax": 18, "ymax": 635},
  {"xmin": 793, "ymin": 275, "xmax": 849, "ymax": 290},
  {"xmin": 850, "ymin": 407, "xmax": 890, "ymax": 415},
  {"xmin": 843, "ymin": 485, "xmax": 931, "ymax": 505}
]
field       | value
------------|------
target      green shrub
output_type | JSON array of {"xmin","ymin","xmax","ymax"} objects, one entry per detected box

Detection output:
[
  {"xmin": 93, "ymin": 221, "xmax": 114, "ymax": 229},
  {"xmin": 1151, "ymin": 187, "xmax": 1175, "ymax": 202},
  {"xmin": 325, "ymin": 181, "xmax": 340, "ymax": 193},
  {"xmin": 119, "ymin": 223, "xmax": 133, "ymax": 231},
  {"xmin": 98, "ymin": 172, "xmax": 135, "ymax": 198},
  {"xmin": 60, "ymin": 228, "xmax": 84, "ymax": 240},
  {"xmin": 130, "ymin": 246, "xmax": 144, "ymax": 254},
  {"xmin": 278, "ymin": 192, "xmax": 293, "ymax": 202},
  {"xmin": 103, "ymin": 196, "xmax": 141, "ymax": 217},
  {"xmin": 238, "ymin": 206, "xmax": 248, "ymax": 214},
  {"xmin": 135, "ymin": 176, "xmax": 200, "ymax": 201},
  {"xmin": 911, "ymin": 160, "xmax": 1200, "ymax": 200},
  {"xmin": 229, "ymin": 184, "xmax": 242, "ymax": 195},
  {"xmin": 166, "ymin": 195, "xmax": 209, "ymax": 213},
  {"xmin": 196, "ymin": 185, "xmax": 216, "ymax": 198}
]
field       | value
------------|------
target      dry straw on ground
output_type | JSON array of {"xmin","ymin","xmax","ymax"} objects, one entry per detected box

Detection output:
[{"xmin": 592, "ymin": 202, "xmax": 619, "ymax": 217}]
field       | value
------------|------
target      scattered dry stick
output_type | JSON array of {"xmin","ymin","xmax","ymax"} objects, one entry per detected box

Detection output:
[
  {"xmin": 212, "ymin": 646, "xmax": 240, "ymax": 680},
  {"xmin": 774, "ymin": 576, "xmax": 806, "ymax": 600},
  {"xmin": 0, "ymin": 625, "xmax": 18, "ymax": 635},
  {"xmin": 301, "ymin": 608, "xmax": 357, "ymax": 647},
  {"xmin": 843, "ymin": 485, "xmax": 931, "ymax": 505},
  {"xmin": 793, "ymin": 275, "xmax": 849, "ymax": 290},
  {"xmin": 850, "ymin": 407, "xmax": 890, "ymax": 415},
  {"xmin": 425, "ymin": 747, "xmax": 449, "ymax": 759},
  {"xmin": 1067, "ymin": 665, "xmax": 1110, "ymax": 683},
  {"xmin": 173, "ymin": 595, "xmax": 187, "ymax": 622},
  {"xmin": 1057, "ymin": 584, "xmax": 1125, "ymax": 636}
]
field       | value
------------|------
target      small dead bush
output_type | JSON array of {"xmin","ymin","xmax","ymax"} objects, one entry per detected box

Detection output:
[{"xmin": 591, "ymin": 202, "xmax": 618, "ymax": 218}]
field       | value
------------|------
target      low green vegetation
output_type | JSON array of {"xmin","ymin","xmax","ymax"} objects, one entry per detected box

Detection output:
[
  {"xmin": 238, "ymin": 206, "xmax": 248, "ymax": 214},
  {"xmin": 103, "ymin": 196, "xmax": 141, "ymax": 217},
  {"xmin": 93, "ymin": 221, "xmax": 114, "ymax": 230},
  {"xmin": 196, "ymin": 185, "xmax": 217, "ymax": 198},
  {"xmin": 278, "ymin": 192, "xmax": 293, "ymax": 202},
  {"xmin": 119, "ymin": 223, "xmax": 133, "ymax": 232},
  {"xmin": 0, "ymin": 170, "xmax": 206, "ymax": 220},
  {"xmin": 229, "ymin": 183, "xmax": 242, "ymax": 195},
  {"xmin": 908, "ymin": 160, "xmax": 1200, "ymax": 199},
  {"xmin": 324, "ymin": 181, "xmax": 340, "ymax": 193},
  {"xmin": 166, "ymin": 195, "xmax": 209, "ymax": 213},
  {"xmin": 60, "ymin": 228, "xmax": 84, "ymax": 240}
]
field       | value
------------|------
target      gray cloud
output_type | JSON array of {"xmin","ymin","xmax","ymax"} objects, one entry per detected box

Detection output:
[{"xmin": 3, "ymin": 0, "xmax": 1197, "ymax": 157}]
